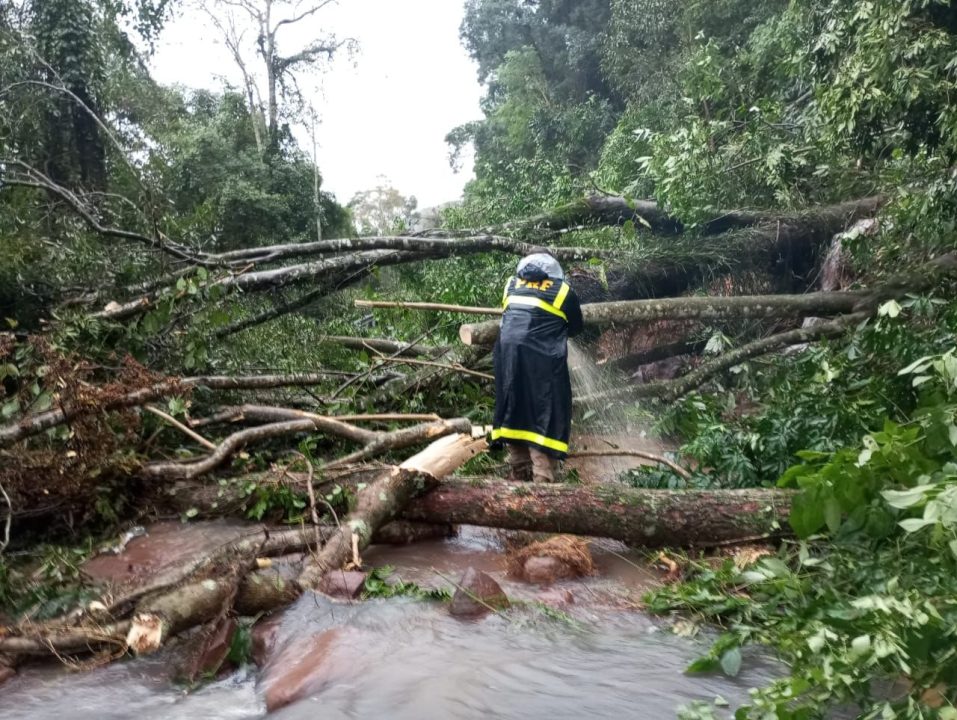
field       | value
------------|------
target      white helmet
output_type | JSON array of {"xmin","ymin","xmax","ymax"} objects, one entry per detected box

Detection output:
[{"xmin": 516, "ymin": 253, "xmax": 565, "ymax": 280}]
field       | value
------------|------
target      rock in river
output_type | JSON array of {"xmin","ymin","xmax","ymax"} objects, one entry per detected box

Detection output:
[{"xmin": 449, "ymin": 567, "xmax": 509, "ymax": 617}]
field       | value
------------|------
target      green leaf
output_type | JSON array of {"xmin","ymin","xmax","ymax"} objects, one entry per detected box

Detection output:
[
  {"xmin": 790, "ymin": 491, "xmax": 826, "ymax": 538},
  {"xmin": 898, "ymin": 355, "xmax": 934, "ymax": 375},
  {"xmin": 1, "ymin": 399, "xmax": 19, "ymax": 418},
  {"xmin": 877, "ymin": 300, "xmax": 901, "ymax": 318},
  {"xmin": 850, "ymin": 634, "xmax": 871, "ymax": 657},
  {"xmin": 898, "ymin": 518, "xmax": 936, "ymax": 533},
  {"xmin": 808, "ymin": 631, "xmax": 827, "ymax": 653},
  {"xmin": 720, "ymin": 647, "xmax": 742, "ymax": 677},
  {"xmin": 882, "ymin": 486, "xmax": 932, "ymax": 509},
  {"xmin": 686, "ymin": 656, "xmax": 719, "ymax": 674},
  {"xmin": 824, "ymin": 497, "xmax": 842, "ymax": 533}
]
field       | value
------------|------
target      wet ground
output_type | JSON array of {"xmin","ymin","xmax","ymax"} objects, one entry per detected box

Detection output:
[{"xmin": 1, "ymin": 522, "xmax": 777, "ymax": 719}]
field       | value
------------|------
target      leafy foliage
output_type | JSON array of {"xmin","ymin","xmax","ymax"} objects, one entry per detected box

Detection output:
[
  {"xmin": 649, "ymin": 302, "xmax": 957, "ymax": 488},
  {"xmin": 361, "ymin": 565, "xmax": 451, "ymax": 601},
  {"xmin": 649, "ymin": 346, "xmax": 957, "ymax": 717}
]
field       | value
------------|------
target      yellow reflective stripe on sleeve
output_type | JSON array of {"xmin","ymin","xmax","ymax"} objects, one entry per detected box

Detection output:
[
  {"xmin": 491, "ymin": 427, "xmax": 569, "ymax": 454},
  {"xmin": 553, "ymin": 281, "xmax": 570, "ymax": 310},
  {"xmin": 504, "ymin": 295, "xmax": 568, "ymax": 321}
]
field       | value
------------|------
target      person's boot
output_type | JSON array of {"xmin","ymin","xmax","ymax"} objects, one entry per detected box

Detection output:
[
  {"xmin": 529, "ymin": 450, "xmax": 559, "ymax": 483},
  {"xmin": 507, "ymin": 461, "xmax": 533, "ymax": 483}
]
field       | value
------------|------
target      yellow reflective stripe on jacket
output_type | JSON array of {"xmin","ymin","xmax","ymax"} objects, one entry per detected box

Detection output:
[
  {"xmin": 491, "ymin": 427, "xmax": 569, "ymax": 454},
  {"xmin": 502, "ymin": 278, "xmax": 512, "ymax": 308},
  {"xmin": 553, "ymin": 281, "xmax": 570, "ymax": 310},
  {"xmin": 504, "ymin": 295, "xmax": 568, "ymax": 321}
]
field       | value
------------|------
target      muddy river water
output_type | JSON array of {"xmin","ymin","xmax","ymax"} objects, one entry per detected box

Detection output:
[{"xmin": 0, "ymin": 525, "xmax": 777, "ymax": 719}]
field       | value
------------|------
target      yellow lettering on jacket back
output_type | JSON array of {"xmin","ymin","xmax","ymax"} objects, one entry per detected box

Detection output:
[{"xmin": 514, "ymin": 279, "xmax": 554, "ymax": 292}]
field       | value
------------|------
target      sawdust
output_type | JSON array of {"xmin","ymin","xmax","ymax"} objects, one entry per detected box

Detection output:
[{"xmin": 505, "ymin": 534, "xmax": 594, "ymax": 578}]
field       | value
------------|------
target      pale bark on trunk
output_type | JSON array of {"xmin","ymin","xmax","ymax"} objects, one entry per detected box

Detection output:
[
  {"xmin": 460, "ymin": 291, "xmax": 868, "ymax": 346},
  {"xmin": 298, "ymin": 432, "xmax": 488, "ymax": 587},
  {"xmin": 460, "ymin": 251, "xmax": 957, "ymax": 346}
]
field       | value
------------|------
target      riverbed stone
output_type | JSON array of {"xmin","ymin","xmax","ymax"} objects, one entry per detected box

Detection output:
[
  {"xmin": 261, "ymin": 627, "xmax": 359, "ymax": 712},
  {"xmin": 449, "ymin": 567, "xmax": 509, "ymax": 617},
  {"xmin": 317, "ymin": 570, "xmax": 367, "ymax": 599},
  {"xmin": 250, "ymin": 615, "xmax": 283, "ymax": 667},
  {"xmin": 523, "ymin": 555, "xmax": 576, "ymax": 585},
  {"xmin": 535, "ymin": 588, "xmax": 575, "ymax": 608},
  {"xmin": 195, "ymin": 617, "xmax": 237, "ymax": 676},
  {"xmin": 0, "ymin": 663, "xmax": 15, "ymax": 686}
]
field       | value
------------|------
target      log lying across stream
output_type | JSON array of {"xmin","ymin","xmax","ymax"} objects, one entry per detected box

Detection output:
[
  {"xmin": 402, "ymin": 479, "xmax": 793, "ymax": 547},
  {"xmin": 168, "ymin": 476, "xmax": 794, "ymax": 549}
]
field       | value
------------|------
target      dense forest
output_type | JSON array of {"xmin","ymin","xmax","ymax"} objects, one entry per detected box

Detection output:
[{"xmin": 2, "ymin": 0, "xmax": 957, "ymax": 717}]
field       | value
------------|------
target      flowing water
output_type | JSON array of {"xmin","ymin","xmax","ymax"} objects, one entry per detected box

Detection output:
[{"xmin": 0, "ymin": 525, "xmax": 778, "ymax": 720}]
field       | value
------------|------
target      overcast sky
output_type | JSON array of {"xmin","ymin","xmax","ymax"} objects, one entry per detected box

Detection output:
[{"xmin": 150, "ymin": 0, "xmax": 483, "ymax": 209}]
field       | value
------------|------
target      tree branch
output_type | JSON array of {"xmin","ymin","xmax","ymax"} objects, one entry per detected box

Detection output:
[
  {"xmin": 273, "ymin": 0, "xmax": 338, "ymax": 30},
  {"xmin": 1, "ymin": 161, "xmax": 198, "ymax": 262},
  {"xmin": 0, "ymin": 373, "xmax": 349, "ymax": 449},
  {"xmin": 628, "ymin": 313, "xmax": 868, "ymax": 401}
]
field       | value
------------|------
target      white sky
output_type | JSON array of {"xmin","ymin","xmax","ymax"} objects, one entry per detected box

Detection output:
[{"xmin": 150, "ymin": 0, "xmax": 483, "ymax": 209}]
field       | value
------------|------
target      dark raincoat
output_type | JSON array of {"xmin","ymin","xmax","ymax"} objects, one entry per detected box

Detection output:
[{"xmin": 492, "ymin": 260, "xmax": 584, "ymax": 459}]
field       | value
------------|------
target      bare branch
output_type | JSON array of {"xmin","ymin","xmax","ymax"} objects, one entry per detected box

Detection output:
[
  {"xmin": 0, "ymin": 372, "xmax": 348, "ymax": 449},
  {"xmin": 144, "ymin": 405, "xmax": 217, "ymax": 450},
  {"xmin": 273, "ymin": 0, "xmax": 338, "ymax": 30},
  {"xmin": 275, "ymin": 38, "xmax": 347, "ymax": 72},
  {"xmin": 0, "ymin": 480, "xmax": 11, "ymax": 556},
  {"xmin": 567, "ymin": 450, "xmax": 691, "ymax": 479}
]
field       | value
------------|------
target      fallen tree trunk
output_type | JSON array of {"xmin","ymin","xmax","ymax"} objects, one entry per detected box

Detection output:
[
  {"xmin": 460, "ymin": 250, "xmax": 957, "ymax": 346},
  {"xmin": 472, "ymin": 194, "xmax": 883, "ymax": 239},
  {"xmin": 401, "ymin": 479, "xmax": 794, "ymax": 548},
  {"xmin": 166, "ymin": 474, "xmax": 794, "ymax": 550},
  {"xmin": 460, "ymin": 291, "xmax": 868, "ymax": 346},
  {"xmin": 93, "ymin": 197, "xmax": 886, "ymax": 325}
]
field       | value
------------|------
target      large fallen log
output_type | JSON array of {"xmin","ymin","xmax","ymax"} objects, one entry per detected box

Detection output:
[
  {"xmin": 167, "ymin": 474, "xmax": 794, "ymax": 549},
  {"xmin": 400, "ymin": 479, "xmax": 794, "ymax": 548},
  {"xmin": 91, "ymin": 196, "xmax": 885, "ymax": 324},
  {"xmin": 459, "ymin": 251, "xmax": 957, "ymax": 346},
  {"xmin": 459, "ymin": 291, "xmax": 868, "ymax": 346}
]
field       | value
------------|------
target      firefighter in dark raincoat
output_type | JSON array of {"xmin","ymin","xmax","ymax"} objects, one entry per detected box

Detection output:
[{"xmin": 492, "ymin": 251, "xmax": 584, "ymax": 482}]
